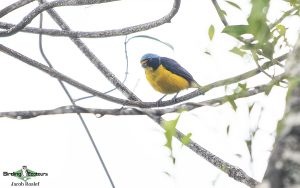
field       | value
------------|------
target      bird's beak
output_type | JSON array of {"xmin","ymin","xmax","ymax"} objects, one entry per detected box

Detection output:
[{"xmin": 141, "ymin": 60, "xmax": 148, "ymax": 68}]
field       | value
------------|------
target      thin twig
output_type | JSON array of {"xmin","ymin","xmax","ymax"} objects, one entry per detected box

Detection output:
[
  {"xmin": 211, "ymin": 0, "xmax": 228, "ymax": 26},
  {"xmin": 38, "ymin": 11, "xmax": 115, "ymax": 188},
  {"xmin": 270, "ymin": 7, "xmax": 298, "ymax": 29}
]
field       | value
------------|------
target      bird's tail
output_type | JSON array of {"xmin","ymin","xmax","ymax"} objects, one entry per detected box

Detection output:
[
  {"xmin": 190, "ymin": 81, "xmax": 201, "ymax": 88},
  {"xmin": 191, "ymin": 81, "xmax": 204, "ymax": 94}
]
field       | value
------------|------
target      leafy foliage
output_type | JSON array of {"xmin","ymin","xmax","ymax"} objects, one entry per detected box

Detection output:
[
  {"xmin": 225, "ymin": 1, "xmax": 241, "ymax": 10},
  {"xmin": 208, "ymin": 24, "xmax": 215, "ymax": 41},
  {"xmin": 181, "ymin": 133, "xmax": 192, "ymax": 146},
  {"xmin": 162, "ymin": 114, "xmax": 181, "ymax": 164}
]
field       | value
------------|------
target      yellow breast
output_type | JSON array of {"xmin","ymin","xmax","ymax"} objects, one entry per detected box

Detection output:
[{"xmin": 145, "ymin": 65, "xmax": 190, "ymax": 94}]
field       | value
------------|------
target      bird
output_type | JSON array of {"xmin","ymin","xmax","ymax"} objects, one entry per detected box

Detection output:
[{"xmin": 140, "ymin": 53, "xmax": 201, "ymax": 102}]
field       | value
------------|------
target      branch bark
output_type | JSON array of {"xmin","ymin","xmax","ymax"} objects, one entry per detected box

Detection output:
[
  {"xmin": 0, "ymin": 0, "xmax": 181, "ymax": 38},
  {"xmin": 0, "ymin": 0, "xmax": 35, "ymax": 18},
  {"xmin": 0, "ymin": 75, "xmax": 284, "ymax": 119}
]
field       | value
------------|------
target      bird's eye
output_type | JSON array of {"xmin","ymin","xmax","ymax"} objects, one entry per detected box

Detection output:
[{"xmin": 141, "ymin": 62, "xmax": 148, "ymax": 68}]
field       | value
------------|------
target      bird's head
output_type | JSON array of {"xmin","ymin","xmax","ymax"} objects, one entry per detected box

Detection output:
[{"xmin": 140, "ymin": 53, "xmax": 160, "ymax": 70}]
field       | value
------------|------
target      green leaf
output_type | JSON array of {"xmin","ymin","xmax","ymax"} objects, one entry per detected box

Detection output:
[
  {"xmin": 276, "ymin": 119, "xmax": 285, "ymax": 136},
  {"xmin": 208, "ymin": 25, "xmax": 215, "ymax": 41},
  {"xmin": 248, "ymin": 103, "xmax": 255, "ymax": 113},
  {"xmin": 264, "ymin": 83, "xmax": 274, "ymax": 96},
  {"xmin": 163, "ymin": 115, "xmax": 180, "ymax": 151},
  {"xmin": 226, "ymin": 125, "xmax": 230, "ymax": 135},
  {"xmin": 289, "ymin": 0, "xmax": 298, "ymax": 6},
  {"xmin": 234, "ymin": 83, "xmax": 247, "ymax": 93},
  {"xmin": 238, "ymin": 83, "xmax": 247, "ymax": 91},
  {"xmin": 222, "ymin": 25, "xmax": 249, "ymax": 38},
  {"xmin": 221, "ymin": 9, "xmax": 227, "ymax": 16},
  {"xmin": 247, "ymin": 0, "xmax": 271, "ymax": 43},
  {"xmin": 181, "ymin": 133, "xmax": 192, "ymax": 146},
  {"xmin": 261, "ymin": 42, "xmax": 274, "ymax": 59},
  {"xmin": 230, "ymin": 47, "xmax": 246, "ymax": 57},
  {"xmin": 226, "ymin": 96, "xmax": 237, "ymax": 111},
  {"xmin": 245, "ymin": 140, "xmax": 253, "ymax": 159},
  {"xmin": 276, "ymin": 24, "xmax": 286, "ymax": 36},
  {"xmin": 225, "ymin": 1, "xmax": 241, "ymax": 10},
  {"xmin": 204, "ymin": 50, "xmax": 212, "ymax": 55}
]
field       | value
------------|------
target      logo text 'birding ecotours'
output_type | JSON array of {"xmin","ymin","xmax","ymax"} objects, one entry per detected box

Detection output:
[{"xmin": 3, "ymin": 166, "xmax": 48, "ymax": 186}]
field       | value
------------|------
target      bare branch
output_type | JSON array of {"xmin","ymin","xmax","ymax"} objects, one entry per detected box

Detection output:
[
  {"xmin": 0, "ymin": 0, "xmax": 121, "ymax": 37},
  {"xmin": 0, "ymin": 75, "xmax": 284, "ymax": 119},
  {"xmin": 0, "ymin": 0, "xmax": 181, "ymax": 38},
  {"xmin": 0, "ymin": 0, "xmax": 35, "ymax": 18}
]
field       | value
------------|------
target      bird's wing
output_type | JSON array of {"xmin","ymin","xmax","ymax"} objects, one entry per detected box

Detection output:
[{"xmin": 159, "ymin": 57, "xmax": 195, "ymax": 83}]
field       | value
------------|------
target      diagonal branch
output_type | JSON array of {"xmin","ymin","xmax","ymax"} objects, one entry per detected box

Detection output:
[
  {"xmin": 0, "ymin": 43, "xmax": 129, "ymax": 105},
  {"xmin": 39, "ymin": 0, "xmax": 140, "ymax": 101},
  {"xmin": 211, "ymin": 0, "xmax": 228, "ymax": 26}
]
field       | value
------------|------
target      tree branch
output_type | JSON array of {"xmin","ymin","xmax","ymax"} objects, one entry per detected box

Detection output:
[
  {"xmin": 1, "ymin": 83, "xmax": 275, "ymax": 187},
  {"xmin": 0, "ymin": 74, "xmax": 285, "ymax": 119},
  {"xmin": 0, "ymin": 0, "xmax": 181, "ymax": 38},
  {"xmin": 211, "ymin": 0, "xmax": 228, "ymax": 26},
  {"xmin": 39, "ymin": 0, "xmax": 140, "ymax": 102},
  {"xmin": 0, "ymin": 0, "xmax": 35, "ymax": 18},
  {"xmin": 144, "ymin": 112, "xmax": 259, "ymax": 188},
  {"xmin": 0, "ymin": 43, "xmax": 129, "ymax": 105},
  {"xmin": 0, "ymin": 0, "xmax": 120, "ymax": 37},
  {"xmin": 0, "ymin": 43, "xmax": 287, "ymax": 108}
]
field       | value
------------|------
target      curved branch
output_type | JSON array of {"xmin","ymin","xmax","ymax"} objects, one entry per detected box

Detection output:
[
  {"xmin": 0, "ymin": 0, "xmax": 35, "ymax": 18},
  {"xmin": 0, "ymin": 0, "xmax": 120, "ymax": 37},
  {"xmin": 0, "ymin": 0, "xmax": 181, "ymax": 38}
]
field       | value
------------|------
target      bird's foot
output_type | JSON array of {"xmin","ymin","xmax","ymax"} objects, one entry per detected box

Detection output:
[
  {"xmin": 171, "ymin": 96, "xmax": 177, "ymax": 103},
  {"xmin": 171, "ymin": 92, "xmax": 179, "ymax": 103},
  {"xmin": 156, "ymin": 94, "xmax": 167, "ymax": 107}
]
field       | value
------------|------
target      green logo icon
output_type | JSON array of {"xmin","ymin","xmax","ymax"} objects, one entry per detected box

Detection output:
[
  {"xmin": 13, "ymin": 166, "xmax": 38, "ymax": 182},
  {"xmin": 3, "ymin": 165, "xmax": 48, "ymax": 186}
]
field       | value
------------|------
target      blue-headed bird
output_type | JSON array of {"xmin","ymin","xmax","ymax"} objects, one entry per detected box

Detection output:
[{"xmin": 140, "ymin": 53, "xmax": 201, "ymax": 102}]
